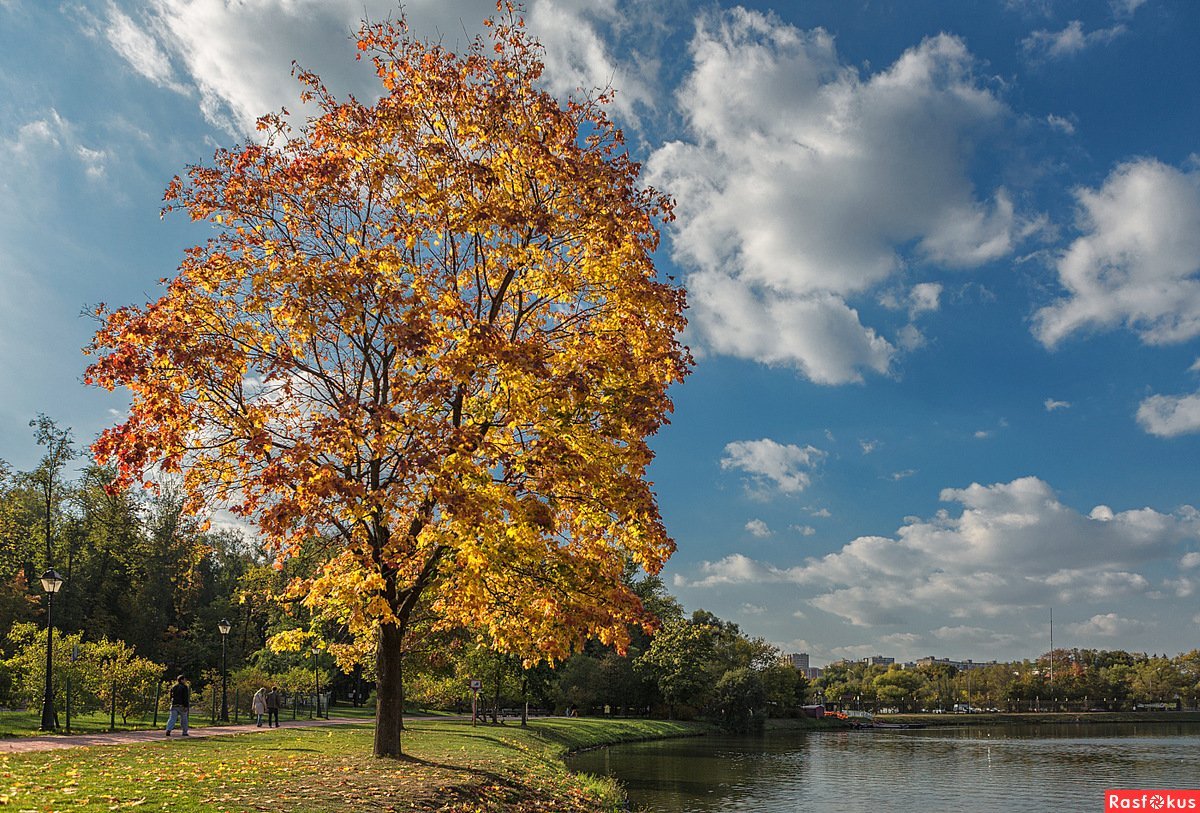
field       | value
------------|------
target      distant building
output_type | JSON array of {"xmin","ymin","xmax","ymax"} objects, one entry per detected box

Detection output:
[
  {"xmin": 787, "ymin": 652, "xmax": 810, "ymax": 671},
  {"xmin": 863, "ymin": 656, "xmax": 895, "ymax": 667},
  {"xmin": 913, "ymin": 656, "xmax": 999, "ymax": 672}
]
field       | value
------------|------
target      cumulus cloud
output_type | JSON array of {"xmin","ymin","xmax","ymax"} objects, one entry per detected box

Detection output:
[
  {"xmin": 674, "ymin": 552, "xmax": 792, "ymax": 588},
  {"xmin": 525, "ymin": 0, "xmax": 664, "ymax": 122},
  {"xmin": 1137, "ymin": 392, "xmax": 1200, "ymax": 437},
  {"xmin": 1066, "ymin": 613, "xmax": 1146, "ymax": 637},
  {"xmin": 96, "ymin": 0, "xmax": 661, "ymax": 137},
  {"xmin": 677, "ymin": 476, "xmax": 1200, "ymax": 633},
  {"xmin": 745, "ymin": 518, "xmax": 773, "ymax": 538},
  {"xmin": 1021, "ymin": 20, "xmax": 1126, "ymax": 61},
  {"xmin": 721, "ymin": 438, "xmax": 826, "ymax": 495},
  {"xmin": 1034, "ymin": 159, "xmax": 1200, "ymax": 348},
  {"xmin": 647, "ymin": 9, "xmax": 1027, "ymax": 384}
]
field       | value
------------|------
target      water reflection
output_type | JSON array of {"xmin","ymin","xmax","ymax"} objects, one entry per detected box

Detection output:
[{"xmin": 568, "ymin": 723, "xmax": 1200, "ymax": 812}]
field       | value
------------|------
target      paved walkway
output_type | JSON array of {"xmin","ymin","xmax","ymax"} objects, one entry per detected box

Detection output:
[{"xmin": 0, "ymin": 716, "xmax": 363, "ymax": 753}]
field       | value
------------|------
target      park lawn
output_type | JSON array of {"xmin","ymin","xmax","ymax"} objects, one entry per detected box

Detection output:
[
  {"xmin": 0, "ymin": 717, "xmax": 704, "ymax": 812},
  {"xmin": 0, "ymin": 704, "xmax": 381, "ymax": 738}
]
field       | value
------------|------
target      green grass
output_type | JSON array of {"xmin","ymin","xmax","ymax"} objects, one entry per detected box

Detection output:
[{"xmin": 0, "ymin": 716, "xmax": 705, "ymax": 812}]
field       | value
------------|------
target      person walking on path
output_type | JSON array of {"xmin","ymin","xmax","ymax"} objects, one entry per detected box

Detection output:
[
  {"xmin": 165, "ymin": 675, "xmax": 190, "ymax": 737},
  {"xmin": 265, "ymin": 686, "xmax": 281, "ymax": 728},
  {"xmin": 252, "ymin": 687, "xmax": 268, "ymax": 727}
]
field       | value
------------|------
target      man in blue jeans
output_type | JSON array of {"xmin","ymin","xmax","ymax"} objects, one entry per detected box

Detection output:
[{"xmin": 165, "ymin": 675, "xmax": 190, "ymax": 736}]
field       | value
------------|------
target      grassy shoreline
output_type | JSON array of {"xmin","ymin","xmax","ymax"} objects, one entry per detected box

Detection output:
[{"xmin": 0, "ymin": 716, "xmax": 706, "ymax": 812}]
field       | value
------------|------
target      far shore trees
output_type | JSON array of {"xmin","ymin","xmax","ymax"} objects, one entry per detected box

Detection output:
[{"xmin": 85, "ymin": 4, "xmax": 689, "ymax": 758}]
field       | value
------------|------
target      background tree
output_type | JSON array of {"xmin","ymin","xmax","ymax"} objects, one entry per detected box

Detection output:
[
  {"xmin": 85, "ymin": 5, "xmax": 688, "ymax": 758},
  {"xmin": 27, "ymin": 415, "xmax": 75, "ymax": 576},
  {"xmin": 636, "ymin": 617, "xmax": 715, "ymax": 718},
  {"xmin": 712, "ymin": 667, "xmax": 766, "ymax": 733}
]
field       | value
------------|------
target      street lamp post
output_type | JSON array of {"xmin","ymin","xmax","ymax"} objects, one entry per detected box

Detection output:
[
  {"xmin": 218, "ymin": 619, "xmax": 231, "ymax": 723},
  {"xmin": 311, "ymin": 646, "xmax": 321, "ymax": 720},
  {"xmin": 39, "ymin": 569, "xmax": 64, "ymax": 731}
]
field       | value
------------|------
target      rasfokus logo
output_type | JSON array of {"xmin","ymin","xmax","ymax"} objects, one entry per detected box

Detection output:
[{"xmin": 1107, "ymin": 790, "xmax": 1200, "ymax": 810}]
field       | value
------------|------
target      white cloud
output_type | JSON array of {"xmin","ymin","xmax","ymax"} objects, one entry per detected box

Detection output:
[
  {"xmin": 526, "ymin": 0, "xmax": 659, "ymax": 122},
  {"xmin": 1, "ymin": 109, "xmax": 108, "ymax": 182},
  {"xmin": 674, "ymin": 552, "xmax": 788, "ymax": 588},
  {"xmin": 1034, "ymin": 159, "xmax": 1200, "ymax": 348},
  {"xmin": 1182, "ymin": 552, "xmax": 1200, "ymax": 569},
  {"xmin": 1021, "ymin": 20, "xmax": 1126, "ymax": 61},
  {"xmin": 745, "ymin": 518, "xmax": 773, "ymax": 538},
  {"xmin": 104, "ymin": 1, "xmax": 186, "ymax": 92},
  {"xmin": 108, "ymin": 0, "xmax": 653, "ymax": 136},
  {"xmin": 790, "ymin": 525, "xmax": 817, "ymax": 537},
  {"xmin": 881, "ymin": 282, "xmax": 943, "ymax": 318},
  {"xmin": 1046, "ymin": 114, "xmax": 1075, "ymax": 135},
  {"xmin": 890, "ymin": 469, "xmax": 917, "ymax": 481},
  {"xmin": 1137, "ymin": 392, "xmax": 1200, "ymax": 437},
  {"xmin": 648, "ymin": 10, "xmax": 1026, "ymax": 384},
  {"xmin": 677, "ymin": 476, "xmax": 1200, "ymax": 635},
  {"xmin": 1004, "ymin": 0, "xmax": 1054, "ymax": 17},
  {"xmin": 1066, "ymin": 613, "xmax": 1146, "ymax": 637},
  {"xmin": 1110, "ymin": 0, "xmax": 1148, "ymax": 17},
  {"xmin": 1044, "ymin": 398, "xmax": 1071, "ymax": 411},
  {"xmin": 721, "ymin": 438, "xmax": 826, "ymax": 495}
]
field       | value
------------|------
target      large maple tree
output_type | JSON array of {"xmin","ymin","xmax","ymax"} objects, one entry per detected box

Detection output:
[{"xmin": 85, "ymin": 5, "xmax": 689, "ymax": 757}]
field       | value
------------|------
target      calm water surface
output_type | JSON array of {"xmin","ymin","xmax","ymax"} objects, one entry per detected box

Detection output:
[{"xmin": 567, "ymin": 723, "xmax": 1200, "ymax": 812}]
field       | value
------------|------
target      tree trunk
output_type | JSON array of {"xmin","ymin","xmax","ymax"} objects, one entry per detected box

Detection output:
[
  {"xmin": 374, "ymin": 623, "xmax": 405, "ymax": 758},
  {"xmin": 520, "ymin": 674, "xmax": 528, "ymax": 727}
]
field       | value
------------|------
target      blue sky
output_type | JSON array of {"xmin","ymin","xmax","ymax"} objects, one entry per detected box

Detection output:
[{"xmin": 2, "ymin": 0, "xmax": 1200, "ymax": 665}]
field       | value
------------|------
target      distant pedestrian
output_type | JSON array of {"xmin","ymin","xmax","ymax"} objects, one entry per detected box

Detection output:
[
  {"xmin": 252, "ymin": 687, "xmax": 267, "ymax": 727},
  {"xmin": 266, "ymin": 686, "xmax": 281, "ymax": 728},
  {"xmin": 165, "ymin": 675, "xmax": 190, "ymax": 737}
]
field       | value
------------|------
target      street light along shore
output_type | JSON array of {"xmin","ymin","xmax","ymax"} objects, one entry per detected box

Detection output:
[
  {"xmin": 218, "ymin": 619, "xmax": 231, "ymax": 723},
  {"xmin": 39, "ymin": 569, "xmax": 64, "ymax": 732}
]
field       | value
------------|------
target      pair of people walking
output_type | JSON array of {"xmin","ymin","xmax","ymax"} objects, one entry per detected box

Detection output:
[
  {"xmin": 166, "ymin": 676, "xmax": 282, "ymax": 736},
  {"xmin": 252, "ymin": 686, "xmax": 282, "ymax": 727}
]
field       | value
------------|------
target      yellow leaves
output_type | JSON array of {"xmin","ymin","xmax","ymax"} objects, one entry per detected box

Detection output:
[
  {"xmin": 85, "ymin": 0, "xmax": 688, "ymax": 680},
  {"xmin": 266, "ymin": 628, "xmax": 311, "ymax": 653}
]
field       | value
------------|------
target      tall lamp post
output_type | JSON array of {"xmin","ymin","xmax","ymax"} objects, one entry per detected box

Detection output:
[
  {"xmin": 311, "ymin": 645, "xmax": 321, "ymax": 720},
  {"xmin": 39, "ymin": 569, "xmax": 64, "ymax": 731},
  {"xmin": 218, "ymin": 619, "xmax": 231, "ymax": 722}
]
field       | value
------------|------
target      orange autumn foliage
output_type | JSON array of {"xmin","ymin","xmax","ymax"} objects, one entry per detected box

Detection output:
[{"xmin": 85, "ymin": 2, "xmax": 689, "ymax": 714}]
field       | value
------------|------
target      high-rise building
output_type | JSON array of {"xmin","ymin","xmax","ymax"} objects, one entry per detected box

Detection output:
[{"xmin": 787, "ymin": 652, "xmax": 810, "ymax": 671}]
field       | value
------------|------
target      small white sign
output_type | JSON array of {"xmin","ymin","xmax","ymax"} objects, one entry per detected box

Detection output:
[{"xmin": 469, "ymin": 679, "xmax": 482, "ymax": 691}]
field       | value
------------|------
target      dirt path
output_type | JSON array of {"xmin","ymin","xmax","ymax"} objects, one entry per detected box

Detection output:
[{"xmin": 0, "ymin": 716, "xmax": 363, "ymax": 753}]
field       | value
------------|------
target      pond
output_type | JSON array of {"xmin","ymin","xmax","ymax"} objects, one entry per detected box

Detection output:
[{"xmin": 566, "ymin": 722, "xmax": 1200, "ymax": 812}]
